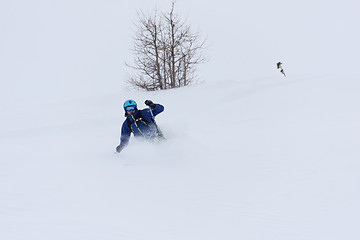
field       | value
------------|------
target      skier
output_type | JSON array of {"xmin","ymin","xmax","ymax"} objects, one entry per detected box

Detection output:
[
  {"xmin": 115, "ymin": 99, "xmax": 164, "ymax": 153},
  {"xmin": 277, "ymin": 61, "xmax": 286, "ymax": 77}
]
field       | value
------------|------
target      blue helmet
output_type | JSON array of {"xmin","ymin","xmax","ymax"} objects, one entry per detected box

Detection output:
[{"xmin": 123, "ymin": 99, "xmax": 137, "ymax": 113}]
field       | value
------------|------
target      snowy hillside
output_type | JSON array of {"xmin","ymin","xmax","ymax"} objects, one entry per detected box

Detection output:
[
  {"xmin": 1, "ymin": 74, "xmax": 360, "ymax": 240},
  {"xmin": 1, "ymin": 0, "xmax": 360, "ymax": 239}
]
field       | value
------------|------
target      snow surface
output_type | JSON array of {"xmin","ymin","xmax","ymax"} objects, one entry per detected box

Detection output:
[{"xmin": 1, "ymin": 0, "xmax": 360, "ymax": 239}]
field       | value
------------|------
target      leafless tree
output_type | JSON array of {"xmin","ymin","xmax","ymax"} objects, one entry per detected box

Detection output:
[{"xmin": 126, "ymin": 2, "xmax": 206, "ymax": 91}]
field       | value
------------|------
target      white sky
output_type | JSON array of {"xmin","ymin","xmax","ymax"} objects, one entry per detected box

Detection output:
[{"xmin": 1, "ymin": 0, "xmax": 359, "ymax": 104}]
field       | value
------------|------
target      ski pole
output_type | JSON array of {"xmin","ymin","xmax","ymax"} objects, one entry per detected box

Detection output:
[{"xmin": 149, "ymin": 107, "xmax": 164, "ymax": 138}]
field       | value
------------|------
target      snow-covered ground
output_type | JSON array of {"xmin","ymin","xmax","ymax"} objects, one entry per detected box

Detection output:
[
  {"xmin": 1, "ymin": 0, "xmax": 360, "ymax": 239},
  {"xmin": 1, "ymin": 75, "xmax": 359, "ymax": 240}
]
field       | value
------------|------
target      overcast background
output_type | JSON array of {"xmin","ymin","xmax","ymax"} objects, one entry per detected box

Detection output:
[
  {"xmin": 1, "ymin": 1, "xmax": 360, "ymax": 239},
  {"xmin": 1, "ymin": 0, "xmax": 359, "ymax": 104}
]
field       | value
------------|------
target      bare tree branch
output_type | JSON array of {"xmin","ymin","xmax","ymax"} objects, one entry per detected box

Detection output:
[{"xmin": 126, "ymin": 2, "xmax": 206, "ymax": 91}]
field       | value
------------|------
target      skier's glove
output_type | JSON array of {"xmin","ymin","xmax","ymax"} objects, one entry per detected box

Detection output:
[
  {"xmin": 116, "ymin": 145, "xmax": 124, "ymax": 153},
  {"xmin": 145, "ymin": 100, "xmax": 156, "ymax": 108}
]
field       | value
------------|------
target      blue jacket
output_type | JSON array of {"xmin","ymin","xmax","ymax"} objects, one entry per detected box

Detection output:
[{"xmin": 119, "ymin": 103, "xmax": 164, "ymax": 147}]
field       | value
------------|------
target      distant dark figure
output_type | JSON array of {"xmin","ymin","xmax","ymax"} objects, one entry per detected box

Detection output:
[{"xmin": 277, "ymin": 62, "xmax": 286, "ymax": 77}]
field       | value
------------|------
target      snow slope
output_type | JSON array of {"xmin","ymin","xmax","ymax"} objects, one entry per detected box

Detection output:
[
  {"xmin": 1, "ymin": 74, "xmax": 360, "ymax": 240},
  {"xmin": 1, "ymin": 0, "xmax": 360, "ymax": 239}
]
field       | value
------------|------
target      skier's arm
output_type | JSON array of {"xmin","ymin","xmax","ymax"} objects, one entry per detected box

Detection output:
[
  {"xmin": 116, "ymin": 121, "xmax": 131, "ymax": 153},
  {"xmin": 151, "ymin": 103, "xmax": 164, "ymax": 116},
  {"xmin": 145, "ymin": 100, "xmax": 164, "ymax": 117}
]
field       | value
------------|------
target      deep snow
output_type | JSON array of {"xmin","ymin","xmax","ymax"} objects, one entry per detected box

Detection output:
[
  {"xmin": 1, "ymin": 0, "xmax": 360, "ymax": 239},
  {"xmin": 1, "ymin": 75, "xmax": 360, "ymax": 240}
]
